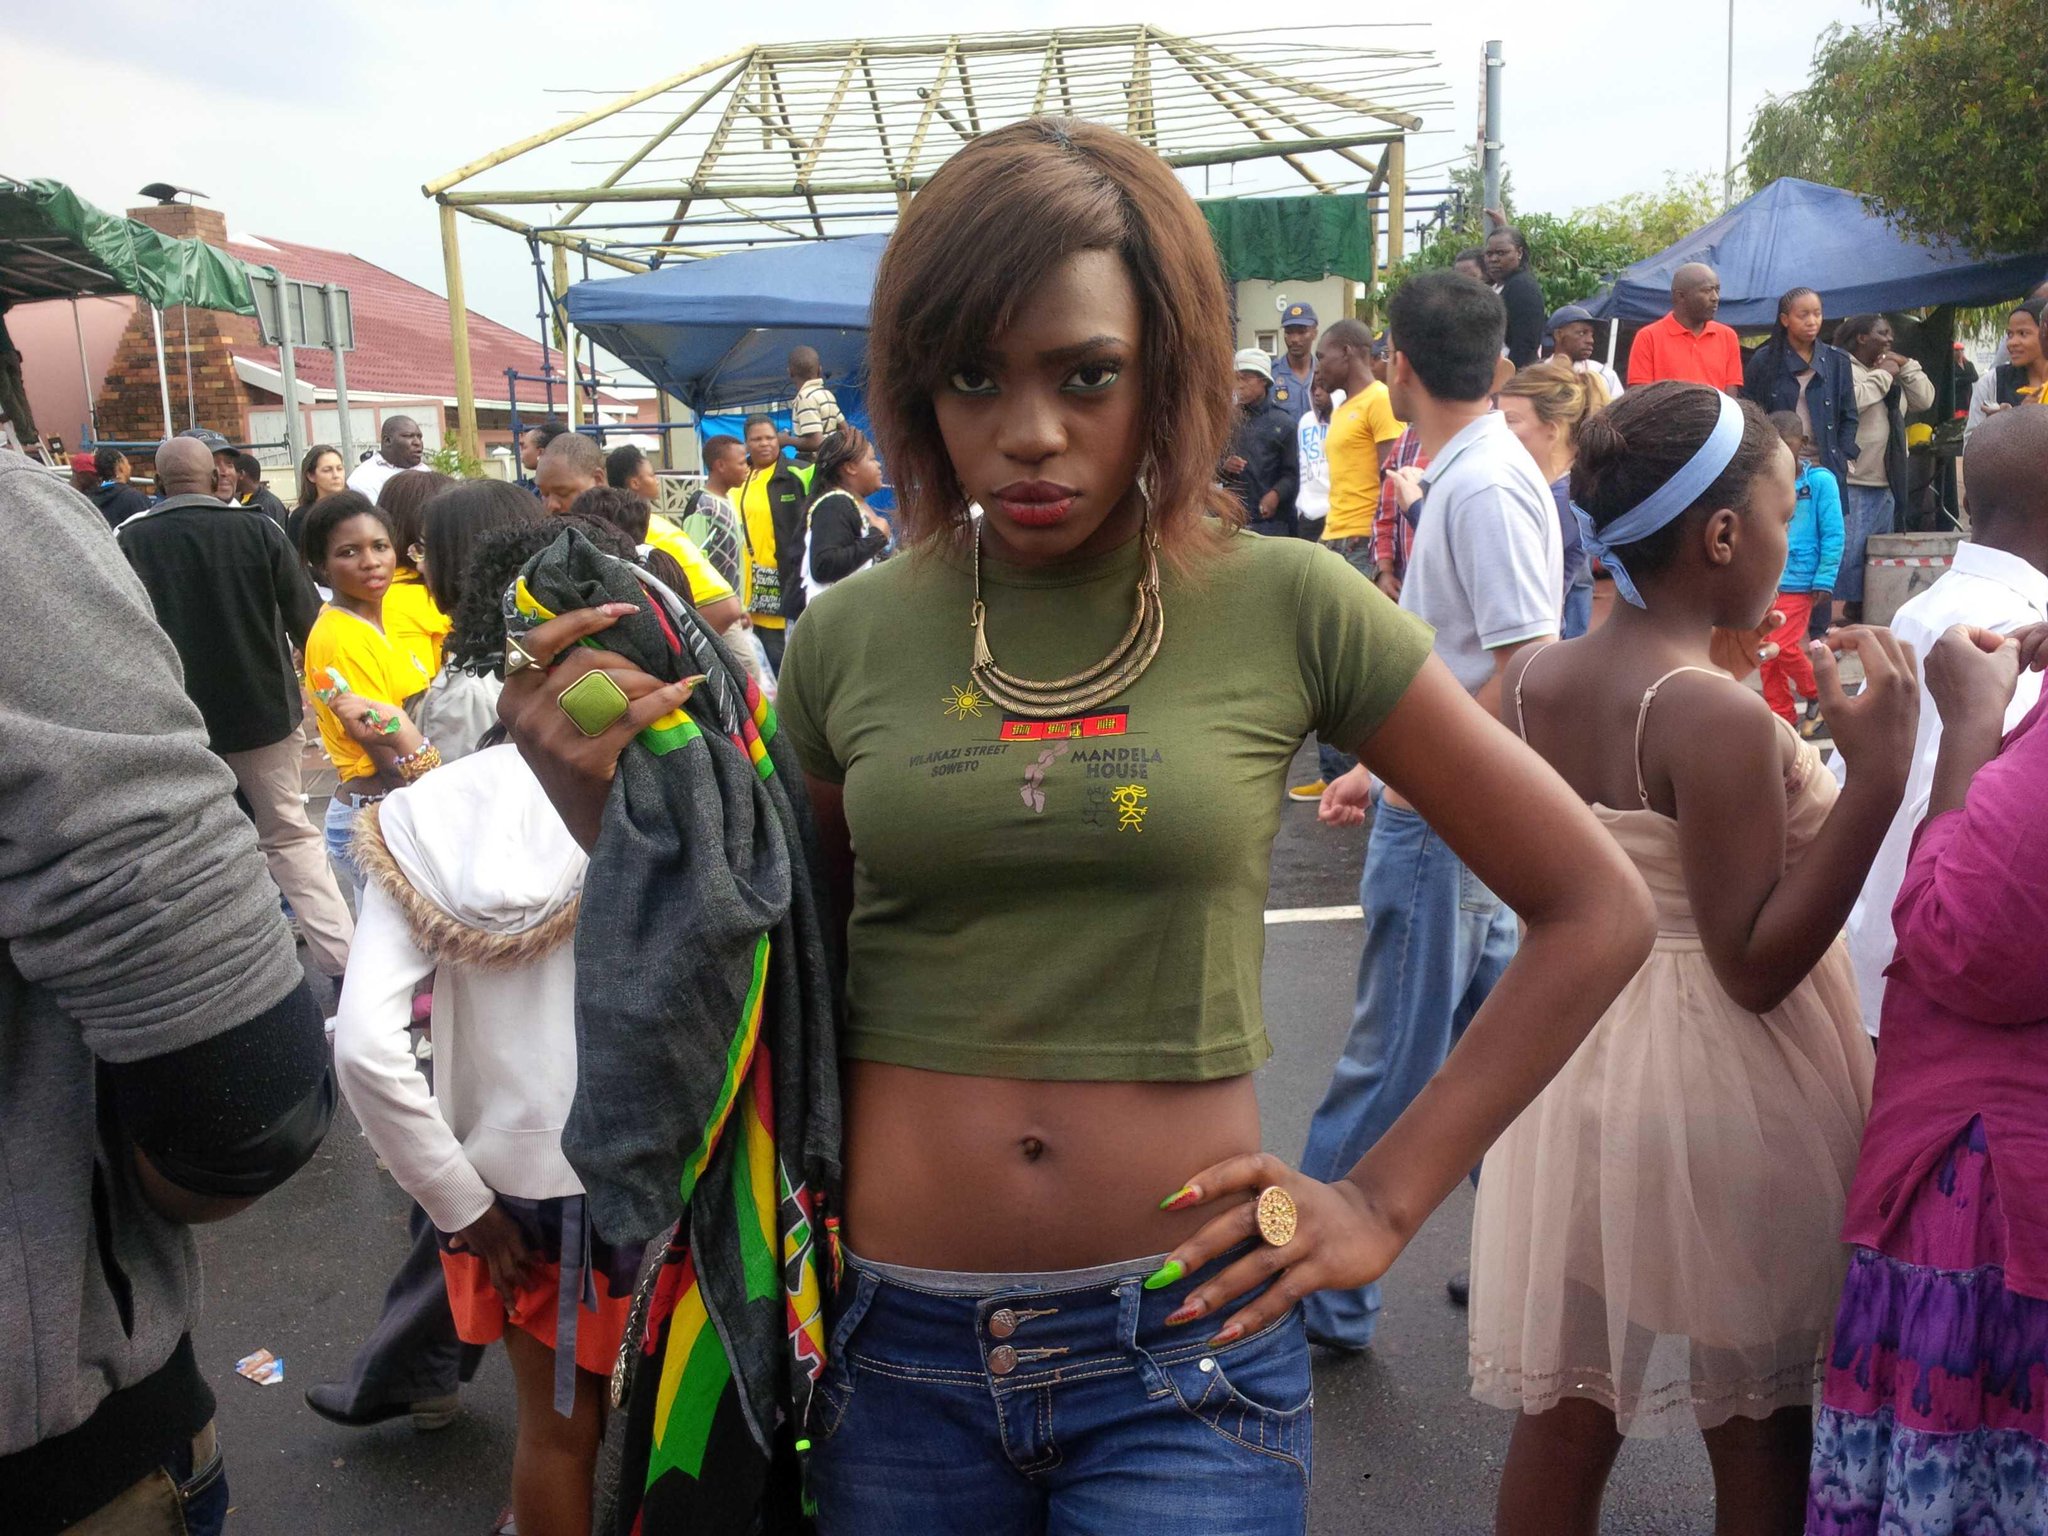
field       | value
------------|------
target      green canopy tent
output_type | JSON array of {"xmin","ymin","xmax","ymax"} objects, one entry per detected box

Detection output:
[
  {"xmin": 1200, "ymin": 193, "xmax": 1377, "ymax": 285},
  {"xmin": 0, "ymin": 177, "xmax": 257, "ymax": 450}
]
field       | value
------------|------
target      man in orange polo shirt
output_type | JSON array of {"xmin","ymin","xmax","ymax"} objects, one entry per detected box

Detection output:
[{"xmin": 1626, "ymin": 262, "xmax": 1743, "ymax": 391}]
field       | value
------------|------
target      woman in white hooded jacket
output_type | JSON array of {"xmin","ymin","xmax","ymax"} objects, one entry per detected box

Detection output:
[{"xmin": 332, "ymin": 518, "xmax": 654, "ymax": 1536}]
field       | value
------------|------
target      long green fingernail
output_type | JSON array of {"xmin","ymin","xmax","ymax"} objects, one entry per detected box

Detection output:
[{"xmin": 1142, "ymin": 1259, "xmax": 1186, "ymax": 1291}]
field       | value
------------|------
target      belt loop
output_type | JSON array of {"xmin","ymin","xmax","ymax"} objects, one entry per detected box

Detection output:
[
  {"xmin": 828, "ymin": 1265, "xmax": 881, "ymax": 1362},
  {"xmin": 1116, "ymin": 1274, "xmax": 1170, "ymax": 1399}
]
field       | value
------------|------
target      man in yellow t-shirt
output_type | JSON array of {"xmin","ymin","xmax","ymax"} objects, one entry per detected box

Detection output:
[
  {"xmin": 1290, "ymin": 318, "xmax": 1404, "ymax": 803},
  {"xmin": 641, "ymin": 513, "xmax": 742, "ymax": 633},
  {"xmin": 545, "ymin": 436, "xmax": 745, "ymax": 632},
  {"xmin": 601, "ymin": 443, "xmax": 746, "ymax": 632},
  {"xmin": 1316, "ymin": 318, "xmax": 1404, "ymax": 561}
]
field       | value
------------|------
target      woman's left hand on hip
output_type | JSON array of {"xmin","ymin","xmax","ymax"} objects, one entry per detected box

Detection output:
[{"xmin": 1150, "ymin": 1152, "xmax": 1405, "ymax": 1346}]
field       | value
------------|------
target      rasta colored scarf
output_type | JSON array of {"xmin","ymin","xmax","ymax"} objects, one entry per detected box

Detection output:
[{"xmin": 509, "ymin": 530, "xmax": 840, "ymax": 1533}]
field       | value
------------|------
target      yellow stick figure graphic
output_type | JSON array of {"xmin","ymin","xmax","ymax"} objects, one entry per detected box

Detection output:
[{"xmin": 1109, "ymin": 783, "xmax": 1148, "ymax": 832}]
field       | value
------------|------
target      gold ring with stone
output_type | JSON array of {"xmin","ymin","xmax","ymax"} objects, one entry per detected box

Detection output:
[
  {"xmin": 504, "ymin": 634, "xmax": 545, "ymax": 677},
  {"xmin": 1255, "ymin": 1185, "xmax": 1298, "ymax": 1248}
]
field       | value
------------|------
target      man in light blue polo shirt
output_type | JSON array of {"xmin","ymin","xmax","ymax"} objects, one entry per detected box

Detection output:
[
  {"xmin": 1300, "ymin": 270, "xmax": 1562, "ymax": 1349},
  {"xmin": 1269, "ymin": 300, "xmax": 1318, "ymax": 423}
]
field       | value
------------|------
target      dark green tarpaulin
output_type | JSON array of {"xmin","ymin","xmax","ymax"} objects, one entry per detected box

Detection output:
[
  {"xmin": 1200, "ymin": 194, "xmax": 1375, "ymax": 284},
  {"xmin": 0, "ymin": 178, "xmax": 256, "ymax": 313}
]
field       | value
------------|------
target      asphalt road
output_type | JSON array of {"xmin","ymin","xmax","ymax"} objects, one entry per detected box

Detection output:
[{"xmin": 194, "ymin": 750, "xmax": 1718, "ymax": 1533}]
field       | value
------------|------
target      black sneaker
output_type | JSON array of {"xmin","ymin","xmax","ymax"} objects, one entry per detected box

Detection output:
[{"xmin": 304, "ymin": 1381, "xmax": 460, "ymax": 1431}]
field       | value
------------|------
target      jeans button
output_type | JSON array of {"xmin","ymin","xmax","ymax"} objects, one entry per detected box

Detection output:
[
  {"xmin": 987, "ymin": 1344, "xmax": 1018, "ymax": 1376},
  {"xmin": 988, "ymin": 1309, "xmax": 1017, "ymax": 1339}
]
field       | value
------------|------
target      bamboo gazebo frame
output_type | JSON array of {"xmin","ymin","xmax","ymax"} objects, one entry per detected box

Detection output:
[{"xmin": 422, "ymin": 24, "xmax": 1445, "ymax": 456}]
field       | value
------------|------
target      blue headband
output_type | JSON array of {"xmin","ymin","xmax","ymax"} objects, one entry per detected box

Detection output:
[{"xmin": 1573, "ymin": 391, "xmax": 1746, "ymax": 608}]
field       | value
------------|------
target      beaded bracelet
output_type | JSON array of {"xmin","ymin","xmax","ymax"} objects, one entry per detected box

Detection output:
[{"xmin": 395, "ymin": 741, "xmax": 443, "ymax": 784}]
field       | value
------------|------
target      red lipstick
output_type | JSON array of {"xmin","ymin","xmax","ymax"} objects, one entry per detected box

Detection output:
[{"xmin": 993, "ymin": 480, "xmax": 1078, "ymax": 528}]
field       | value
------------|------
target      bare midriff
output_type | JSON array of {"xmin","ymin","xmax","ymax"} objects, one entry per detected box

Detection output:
[{"xmin": 840, "ymin": 1060, "xmax": 1264, "ymax": 1272}]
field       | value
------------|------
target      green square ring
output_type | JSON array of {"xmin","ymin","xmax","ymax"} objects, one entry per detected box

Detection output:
[{"xmin": 557, "ymin": 669, "xmax": 633, "ymax": 736}]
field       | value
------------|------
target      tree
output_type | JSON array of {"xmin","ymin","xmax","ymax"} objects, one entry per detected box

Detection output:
[
  {"xmin": 1377, "ymin": 171, "xmax": 1724, "ymax": 314},
  {"xmin": 1745, "ymin": 27, "xmax": 1880, "ymax": 185},
  {"xmin": 424, "ymin": 441, "xmax": 483, "ymax": 478},
  {"xmin": 1746, "ymin": 0, "xmax": 2048, "ymax": 254}
]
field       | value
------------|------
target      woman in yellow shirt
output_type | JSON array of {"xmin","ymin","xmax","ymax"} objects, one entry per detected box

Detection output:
[
  {"xmin": 375, "ymin": 470, "xmax": 457, "ymax": 679},
  {"xmin": 301, "ymin": 491, "xmax": 435, "ymax": 896}
]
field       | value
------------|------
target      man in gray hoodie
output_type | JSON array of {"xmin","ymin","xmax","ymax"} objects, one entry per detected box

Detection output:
[{"xmin": 0, "ymin": 451, "xmax": 333, "ymax": 1534}]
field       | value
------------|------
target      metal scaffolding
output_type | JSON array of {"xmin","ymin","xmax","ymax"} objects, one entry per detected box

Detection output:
[{"xmin": 423, "ymin": 24, "xmax": 1446, "ymax": 457}]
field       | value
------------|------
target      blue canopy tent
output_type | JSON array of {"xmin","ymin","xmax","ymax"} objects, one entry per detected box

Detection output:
[
  {"xmin": 1583, "ymin": 178, "xmax": 2046, "ymax": 327},
  {"xmin": 564, "ymin": 234, "xmax": 884, "ymax": 416}
]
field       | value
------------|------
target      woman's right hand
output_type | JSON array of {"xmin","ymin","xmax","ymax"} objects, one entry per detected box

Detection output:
[
  {"xmin": 496, "ymin": 605, "xmax": 700, "ymax": 850},
  {"xmin": 2010, "ymin": 621, "xmax": 2048, "ymax": 675},
  {"xmin": 1812, "ymin": 625, "xmax": 1919, "ymax": 784},
  {"xmin": 1924, "ymin": 625, "xmax": 2022, "ymax": 732},
  {"xmin": 1318, "ymin": 763, "xmax": 1375, "ymax": 827},
  {"xmin": 448, "ymin": 1201, "xmax": 537, "ymax": 1311},
  {"xmin": 332, "ymin": 692, "xmax": 425, "ymax": 758}
]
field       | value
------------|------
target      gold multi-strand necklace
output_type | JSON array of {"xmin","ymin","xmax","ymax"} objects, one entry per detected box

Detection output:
[{"xmin": 969, "ymin": 516, "xmax": 1165, "ymax": 719}]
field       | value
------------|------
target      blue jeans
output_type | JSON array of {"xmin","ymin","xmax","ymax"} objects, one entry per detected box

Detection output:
[
  {"xmin": 173, "ymin": 1422, "xmax": 230, "ymax": 1536},
  {"xmin": 1838, "ymin": 484, "xmax": 1894, "ymax": 602},
  {"xmin": 1562, "ymin": 578, "xmax": 1594, "ymax": 639},
  {"xmin": 1315, "ymin": 537, "xmax": 1382, "ymax": 782},
  {"xmin": 1298, "ymin": 794, "xmax": 1519, "ymax": 1348},
  {"xmin": 324, "ymin": 791, "xmax": 371, "ymax": 905},
  {"xmin": 808, "ymin": 1248, "xmax": 1312, "ymax": 1534},
  {"xmin": 88, "ymin": 1422, "xmax": 230, "ymax": 1535}
]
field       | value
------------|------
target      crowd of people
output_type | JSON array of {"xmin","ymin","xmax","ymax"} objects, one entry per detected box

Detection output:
[{"xmin": 5, "ymin": 112, "xmax": 2046, "ymax": 1536}]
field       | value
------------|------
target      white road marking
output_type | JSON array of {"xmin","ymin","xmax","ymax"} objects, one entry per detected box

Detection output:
[{"xmin": 1264, "ymin": 905, "xmax": 1363, "ymax": 925}]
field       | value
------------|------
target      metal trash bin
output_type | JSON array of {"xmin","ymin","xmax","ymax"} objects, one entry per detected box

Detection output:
[{"xmin": 1863, "ymin": 532, "xmax": 1961, "ymax": 626}]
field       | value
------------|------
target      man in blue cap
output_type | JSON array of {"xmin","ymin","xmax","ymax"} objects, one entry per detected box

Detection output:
[
  {"xmin": 178, "ymin": 426, "xmax": 242, "ymax": 503},
  {"xmin": 1269, "ymin": 300, "xmax": 1318, "ymax": 423},
  {"xmin": 1545, "ymin": 304, "xmax": 1624, "ymax": 402}
]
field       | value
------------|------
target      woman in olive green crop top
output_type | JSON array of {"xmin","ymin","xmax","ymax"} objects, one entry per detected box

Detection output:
[{"xmin": 500, "ymin": 119, "xmax": 1654, "ymax": 1533}]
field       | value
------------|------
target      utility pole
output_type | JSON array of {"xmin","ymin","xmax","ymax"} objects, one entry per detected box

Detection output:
[
  {"xmin": 1723, "ymin": 0, "xmax": 1737, "ymax": 207},
  {"xmin": 1481, "ymin": 41, "xmax": 1504, "ymax": 216}
]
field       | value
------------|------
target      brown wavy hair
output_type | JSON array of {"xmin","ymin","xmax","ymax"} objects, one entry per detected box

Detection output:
[{"xmin": 867, "ymin": 117, "xmax": 1237, "ymax": 562}]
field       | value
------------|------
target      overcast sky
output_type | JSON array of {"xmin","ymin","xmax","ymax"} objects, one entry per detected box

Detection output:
[{"xmin": 10, "ymin": 0, "xmax": 1868, "ymax": 343}]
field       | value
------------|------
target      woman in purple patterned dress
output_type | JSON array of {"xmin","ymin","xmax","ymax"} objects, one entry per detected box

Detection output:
[{"xmin": 1809, "ymin": 622, "xmax": 2048, "ymax": 1535}]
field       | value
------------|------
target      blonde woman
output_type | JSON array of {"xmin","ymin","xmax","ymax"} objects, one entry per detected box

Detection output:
[{"xmin": 1500, "ymin": 360, "xmax": 1607, "ymax": 637}]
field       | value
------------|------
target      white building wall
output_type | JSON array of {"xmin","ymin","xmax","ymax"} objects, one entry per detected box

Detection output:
[{"xmin": 1234, "ymin": 275, "xmax": 1353, "ymax": 354}]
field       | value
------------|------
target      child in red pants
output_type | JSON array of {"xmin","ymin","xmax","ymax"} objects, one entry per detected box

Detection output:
[{"xmin": 1761, "ymin": 412, "xmax": 1844, "ymax": 729}]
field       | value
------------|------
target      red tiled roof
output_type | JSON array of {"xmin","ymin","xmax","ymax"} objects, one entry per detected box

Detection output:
[{"xmin": 226, "ymin": 234, "xmax": 613, "ymax": 406}]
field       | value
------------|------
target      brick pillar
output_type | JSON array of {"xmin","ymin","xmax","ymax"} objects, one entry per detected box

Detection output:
[{"xmin": 94, "ymin": 203, "xmax": 263, "ymax": 447}]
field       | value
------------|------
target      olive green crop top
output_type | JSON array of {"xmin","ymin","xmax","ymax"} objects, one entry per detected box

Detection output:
[{"xmin": 775, "ymin": 528, "xmax": 1433, "ymax": 1082}]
